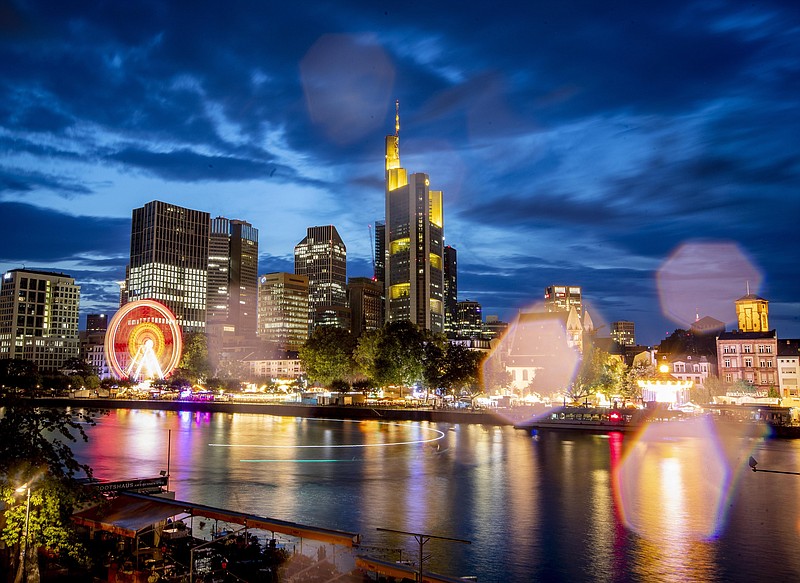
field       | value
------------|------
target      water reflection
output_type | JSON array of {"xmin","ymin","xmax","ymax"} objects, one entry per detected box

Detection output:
[{"xmin": 74, "ymin": 410, "xmax": 800, "ymax": 582}]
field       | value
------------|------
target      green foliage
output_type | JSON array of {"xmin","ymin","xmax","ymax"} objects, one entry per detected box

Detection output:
[
  {"xmin": 0, "ymin": 359, "xmax": 41, "ymax": 391},
  {"xmin": 353, "ymin": 329, "xmax": 382, "ymax": 383},
  {"xmin": 481, "ymin": 353, "xmax": 512, "ymax": 393},
  {"xmin": 178, "ymin": 332, "xmax": 212, "ymax": 381},
  {"xmin": 440, "ymin": 344, "xmax": 483, "ymax": 395},
  {"xmin": 0, "ymin": 392, "xmax": 101, "ymax": 578},
  {"xmin": 372, "ymin": 322, "xmax": 426, "ymax": 388},
  {"xmin": 299, "ymin": 326, "xmax": 357, "ymax": 387}
]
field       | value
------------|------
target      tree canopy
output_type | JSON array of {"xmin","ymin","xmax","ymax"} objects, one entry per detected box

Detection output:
[
  {"xmin": 0, "ymin": 391, "xmax": 101, "ymax": 581},
  {"xmin": 299, "ymin": 326, "xmax": 357, "ymax": 387}
]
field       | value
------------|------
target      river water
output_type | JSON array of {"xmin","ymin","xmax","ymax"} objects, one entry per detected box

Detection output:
[{"xmin": 71, "ymin": 408, "xmax": 800, "ymax": 582}]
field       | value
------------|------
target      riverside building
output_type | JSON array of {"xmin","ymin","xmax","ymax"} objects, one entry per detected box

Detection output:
[
  {"xmin": 126, "ymin": 200, "xmax": 210, "ymax": 334},
  {"xmin": 0, "ymin": 268, "xmax": 80, "ymax": 371}
]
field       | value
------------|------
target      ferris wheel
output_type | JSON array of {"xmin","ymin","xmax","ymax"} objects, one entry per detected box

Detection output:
[{"xmin": 105, "ymin": 300, "xmax": 183, "ymax": 381}]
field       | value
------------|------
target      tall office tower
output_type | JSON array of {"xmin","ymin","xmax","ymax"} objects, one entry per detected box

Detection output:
[
  {"xmin": 544, "ymin": 285, "xmax": 583, "ymax": 319},
  {"xmin": 257, "ymin": 272, "xmax": 309, "ymax": 352},
  {"xmin": 444, "ymin": 245, "xmax": 458, "ymax": 336},
  {"xmin": 348, "ymin": 277, "xmax": 383, "ymax": 338},
  {"xmin": 127, "ymin": 200, "xmax": 210, "ymax": 334},
  {"xmin": 735, "ymin": 288, "xmax": 769, "ymax": 332},
  {"xmin": 611, "ymin": 320, "xmax": 636, "ymax": 347},
  {"xmin": 456, "ymin": 299, "xmax": 483, "ymax": 339},
  {"xmin": 0, "ymin": 269, "xmax": 80, "ymax": 371},
  {"xmin": 294, "ymin": 225, "xmax": 348, "ymax": 330},
  {"xmin": 207, "ymin": 217, "xmax": 259, "ymax": 340},
  {"xmin": 384, "ymin": 102, "xmax": 445, "ymax": 333}
]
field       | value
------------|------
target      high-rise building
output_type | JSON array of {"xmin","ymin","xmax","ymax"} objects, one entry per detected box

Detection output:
[
  {"xmin": 611, "ymin": 321, "xmax": 636, "ymax": 347},
  {"xmin": 207, "ymin": 217, "xmax": 259, "ymax": 341},
  {"xmin": 257, "ymin": 272, "xmax": 309, "ymax": 352},
  {"xmin": 444, "ymin": 245, "xmax": 458, "ymax": 336},
  {"xmin": 456, "ymin": 299, "xmax": 483, "ymax": 339},
  {"xmin": 127, "ymin": 200, "xmax": 210, "ymax": 334},
  {"xmin": 294, "ymin": 225, "xmax": 348, "ymax": 330},
  {"xmin": 544, "ymin": 285, "xmax": 583, "ymax": 319},
  {"xmin": 0, "ymin": 269, "xmax": 80, "ymax": 371},
  {"xmin": 384, "ymin": 102, "xmax": 445, "ymax": 333},
  {"xmin": 348, "ymin": 277, "xmax": 383, "ymax": 338}
]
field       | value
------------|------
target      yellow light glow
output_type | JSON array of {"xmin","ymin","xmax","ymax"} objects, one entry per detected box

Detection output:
[
  {"xmin": 390, "ymin": 283, "xmax": 410, "ymax": 299},
  {"xmin": 429, "ymin": 190, "xmax": 443, "ymax": 227},
  {"xmin": 659, "ymin": 364, "xmax": 670, "ymax": 373},
  {"xmin": 390, "ymin": 238, "xmax": 410, "ymax": 255},
  {"xmin": 429, "ymin": 253, "xmax": 442, "ymax": 270}
]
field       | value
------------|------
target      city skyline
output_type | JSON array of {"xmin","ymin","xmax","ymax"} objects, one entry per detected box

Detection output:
[{"xmin": 1, "ymin": 1, "xmax": 798, "ymax": 344}]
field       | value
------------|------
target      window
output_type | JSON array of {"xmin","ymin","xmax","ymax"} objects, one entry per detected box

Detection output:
[
  {"xmin": 725, "ymin": 373, "xmax": 733, "ymax": 383},
  {"xmin": 743, "ymin": 345, "xmax": 752, "ymax": 353},
  {"xmin": 744, "ymin": 357, "xmax": 753, "ymax": 368},
  {"xmin": 724, "ymin": 359, "xmax": 731, "ymax": 368},
  {"xmin": 723, "ymin": 345, "xmax": 737, "ymax": 354}
]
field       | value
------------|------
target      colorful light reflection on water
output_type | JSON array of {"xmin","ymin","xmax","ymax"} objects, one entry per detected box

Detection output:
[{"xmin": 74, "ymin": 409, "xmax": 800, "ymax": 582}]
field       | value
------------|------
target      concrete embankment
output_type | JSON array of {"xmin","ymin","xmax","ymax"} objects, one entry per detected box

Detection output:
[{"xmin": 30, "ymin": 397, "xmax": 518, "ymax": 426}]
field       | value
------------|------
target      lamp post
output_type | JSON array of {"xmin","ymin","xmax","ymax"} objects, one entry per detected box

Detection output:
[{"xmin": 15, "ymin": 484, "xmax": 31, "ymax": 581}]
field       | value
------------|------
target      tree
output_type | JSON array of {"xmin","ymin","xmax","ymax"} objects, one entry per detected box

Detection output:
[
  {"xmin": 299, "ymin": 327, "xmax": 357, "ymax": 387},
  {"xmin": 0, "ymin": 359, "xmax": 41, "ymax": 392},
  {"xmin": 353, "ymin": 329, "xmax": 382, "ymax": 383},
  {"xmin": 178, "ymin": 332, "xmax": 212, "ymax": 382},
  {"xmin": 481, "ymin": 352, "xmax": 512, "ymax": 394},
  {"xmin": 569, "ymin": 344, "xmax": 607, "ymax": 402},
  {"xmin": 442, "ymin": 344, "xmax": 483, "ymax": 396},
  {"xmin": 372, "ymin": 322, "xmax": 426, "ymax": 389},
  {"xmin": 0, "ymin": 392, "xmax": 101, "ymax": 582}
]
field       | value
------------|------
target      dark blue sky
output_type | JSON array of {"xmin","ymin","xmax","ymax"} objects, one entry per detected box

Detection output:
[{"xmin": 1, "ymin": 1, "xmax": 798, "ymax": 344}]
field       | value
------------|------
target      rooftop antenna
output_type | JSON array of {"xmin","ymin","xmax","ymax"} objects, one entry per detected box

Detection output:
[
  {"xmin": 395, "ymin": 99, "xmax": 400, "ymax": 137},
  {"xmin": 746, "ymin": 281, "xmax": 751, "ymax": 296}
]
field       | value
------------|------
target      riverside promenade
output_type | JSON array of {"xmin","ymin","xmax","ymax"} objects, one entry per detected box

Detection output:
[{"xmin": 29, "ymin": 396, "xmax": 520, "ymax": 425}]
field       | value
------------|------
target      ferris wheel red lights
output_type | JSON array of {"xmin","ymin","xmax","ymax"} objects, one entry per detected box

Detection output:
[{"xmin": 104, "ymin": 300, "xmax": 183, "ymax": 381}]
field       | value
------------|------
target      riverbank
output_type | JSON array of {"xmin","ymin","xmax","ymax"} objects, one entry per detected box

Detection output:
[
  {"xmin": 29, "ymin": 396, "xmax": 520, "ymax": 425},
  {"xmin": 20, "ymin": 397, "xmax": 800, "ymax": 438}
]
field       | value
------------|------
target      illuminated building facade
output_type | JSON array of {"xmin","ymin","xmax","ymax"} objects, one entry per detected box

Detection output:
[
  {"xmin": 735, "ymin": 292, "xmax": 769, "ymax": 332},
  {"xmin": 482, "ymin": 315, "xmax": 509, "ymax": 341},
  {"xmin": 384, "ymin": 103, "xmax": 445, "ymax": 333},
  {"xmin": 544, "ymin": 285, "xmax": 583, "ymax": 319},
  {"xmin": 257, "ymin": 272, "xmax": 309, "ymax": 352},
  {"xmin": 777, "ymin": 339, "xmax": 800, "ymax": 399},
  {"xmin": 456, "ymin": 299, "xmax": 483, "ymax": 339},
  {"xmin": 0, "ymin": 269, "xmax": 80, "ymax": 371},
  {"xmin": 127, "ymin": 200, "xmax": 210, "ymax": 334},
  {"xmin": 444, "ymin": 245, "xmax": 458, "ymax": 336},
  {"xmin": 717, "ymin": 330, "xmax": 778, "ymax": 391},
  {"xmin": 348, "ymin": 277, "xmax": 383, "ymax": 338},
  {"xmin": 207, "ymin": 217, "xmax": 259, "ymax": 341},
  {"xmin": 294, "ymin": 225, "xmax": 348, "ymax": 330},
  {"xmin": 611, "ymin": 320, "xmax": 636, "ymax": 347}
]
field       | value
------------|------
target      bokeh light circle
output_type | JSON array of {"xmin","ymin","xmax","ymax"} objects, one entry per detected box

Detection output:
[
  {"xmin": 656, "ymin": 242, "xmax": 762, "ymax": 328},
  {"xmin": 105, "ymin": 300, "xmax": 182, "ymax": 380}
]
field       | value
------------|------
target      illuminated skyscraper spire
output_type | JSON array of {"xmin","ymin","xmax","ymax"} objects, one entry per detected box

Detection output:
[
  {"xmin": 395, "ymin": 99, "xmax": 400, "ymax": 137},
  {"xmin": 385, "ymin": 99, "xmax": 405, "ymax": 189}
]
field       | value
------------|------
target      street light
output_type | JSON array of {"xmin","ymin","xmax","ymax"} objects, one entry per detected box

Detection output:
[{"xmin": 15, "ymin": 484, "xmax": 32, "ymax": 581}]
